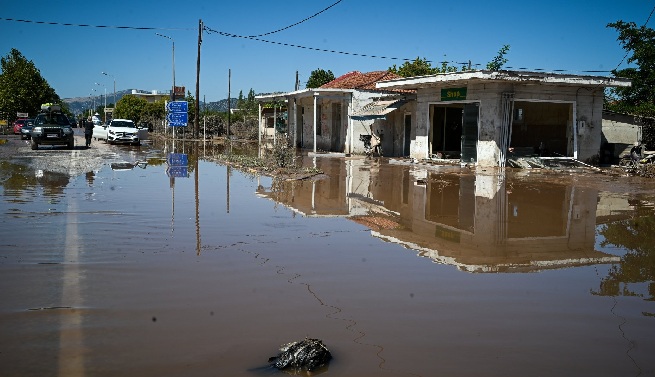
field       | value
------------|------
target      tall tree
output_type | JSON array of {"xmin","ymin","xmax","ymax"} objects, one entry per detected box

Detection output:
[
  {"xmin": 245, "ymin": 88, "xmax": 257, "ymax": 114},
  {"xmin": 606, "ymin": 21, "xmax": 655, "ymax": 118},
  {"xmin": 0, "ymin": 48, "xmax": 60, "ymax": 121},
  {"xmin": 306, "ymin": 68, "xmax": 335, "ymax": 88},
  {"xmin": 236, "ymin": 90, "xmax": 245, "ymax": 110}
]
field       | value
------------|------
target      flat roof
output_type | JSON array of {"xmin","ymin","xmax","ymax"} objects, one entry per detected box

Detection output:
[{"xmin": 376, "ymin": 70, "xmax": 632, "ymax": 90}]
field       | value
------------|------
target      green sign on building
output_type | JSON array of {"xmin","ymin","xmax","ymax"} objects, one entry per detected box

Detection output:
[{"xmin": 441, "ymin": 87, "xmax": 467, "ymax": 101}]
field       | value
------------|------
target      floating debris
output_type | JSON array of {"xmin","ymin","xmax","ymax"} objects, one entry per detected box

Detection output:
[{"xmin": 268, "ymin": 338, "xmax": 332, "ymax": 372}]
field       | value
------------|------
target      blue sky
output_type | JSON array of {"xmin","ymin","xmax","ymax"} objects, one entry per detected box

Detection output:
[{"xmin": 1, "ymin": 0, "xmax": 653, "ymax": 103}]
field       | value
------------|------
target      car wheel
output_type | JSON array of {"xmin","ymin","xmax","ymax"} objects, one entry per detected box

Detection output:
[
  {"xmin": 31, "ymin": 140, "xmax": 38, "ymax": 150},
  {"xmin": 67, "ymin": 141, "xmax": 74, "ymax": 149}
]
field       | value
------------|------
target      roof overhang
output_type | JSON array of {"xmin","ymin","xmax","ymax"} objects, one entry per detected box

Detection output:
[
  {"xmin": 376, "ymin": 70, "xmax": 632, "ymax": 91},
  {"xmin": 256, "ymin": 88, "xmax": 355, "ymax": 102},
  {"xmin": 350, "ymin": 99, "xmax": 407, "ymax": 120}
]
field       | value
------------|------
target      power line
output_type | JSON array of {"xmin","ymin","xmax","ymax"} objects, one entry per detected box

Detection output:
[
  {"xmin": 0, "ymin": 17, "xmax": 193, "ymax": 31},
  {"xmin": 611, "ymin": 4, "xmax": 655, "ymax": 72},
  {"xmin": 205, "ymin": 25, "xmax": 427, "ymax": 63},
  {"xmin": 246, "ymin": 0, "xmax": 343, "ymax": 38},
  {"xmin": 205, "ymin": 26, "xmax": 613, "ymax": 74}
]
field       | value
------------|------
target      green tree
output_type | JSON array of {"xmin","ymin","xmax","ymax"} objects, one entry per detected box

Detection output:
[
  {"xmin": 236, "ymin": 90, "xmax": 245, "ymax": 110},
  {"xmin": 245, "ymin": 88, "xmax": 258, "ymax": 115},
  {"xmin": 185, "ymin": 90, "xmax": 196, "ymax": 125},
  {"xmin": 114, "ymin": 94, "xmax": 147, "ymax": 124},
  {"xmin": 0, "ymin": 48, "xmax": 60, "ymax": 121},
  {"xmin": 486, "ymin": 45, "xmax": 510, "ymax": 71},
  {"xmin": 605, "ymin": 21, "xmax": 655, "ymax": 118},
  {"xmin": 389, "ymin": 57, "xmax": 461, "ymax": 77},
  {"xmin": 306, "ymin": 68, "xmax": 335, "ymax": 88},
  {"xmin": 389, "ymin": 57, "xmax": 438, "ymax": 77},
  {"xmin": 143, "ymin": 99, "xmax": 165, "ymax": 120}
]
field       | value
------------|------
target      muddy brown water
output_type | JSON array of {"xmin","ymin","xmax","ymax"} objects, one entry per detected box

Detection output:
[{"xmin": 1, "ymin": 139, "xmax": 654, "ymax": 376}]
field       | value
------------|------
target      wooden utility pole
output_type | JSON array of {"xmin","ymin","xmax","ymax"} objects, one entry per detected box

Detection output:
[{"xmin": 194, "ymin": 19, "xmax": 203, "ymax": 139}]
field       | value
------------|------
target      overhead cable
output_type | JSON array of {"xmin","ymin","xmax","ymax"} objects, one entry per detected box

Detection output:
[
  {"xmin": 611, "ymin": 4, "xmax": 655, "ymax": 72},
  {"xmin": 246, "ymin": 0, "xmax": 343, "ymax": 37},
  {"xmin": 0, "ymin": 17, "xmax": 193, "ymax": 31}
]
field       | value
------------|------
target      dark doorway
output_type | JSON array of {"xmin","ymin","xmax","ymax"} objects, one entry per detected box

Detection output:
[
  {"xmin": 432, "ymin": 103, "xmax": 479, "ymax": 161},
  {"xmin": 331, "ymin": 103, "xmax": 342, "ymax": 152},
  {"xmin": 510, "ymin": 101, "xmax": 572, "ymax": 157},
  {"xmin": 404, "ymin": 113, "xmax": 411, "ymax": 156}
]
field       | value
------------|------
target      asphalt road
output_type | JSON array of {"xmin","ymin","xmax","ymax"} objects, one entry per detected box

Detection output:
[{"xmin": 0, "ymin": 130, "xmax": 124, "ymax": 177}]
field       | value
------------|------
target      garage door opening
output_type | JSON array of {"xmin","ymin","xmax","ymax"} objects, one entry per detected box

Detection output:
[
  {"xmin": 431, "ymin": 103, "xmax": 479, "ymax": 162},
  {"xmin": 510, "ymin": 101, "xmax": 573, "ymax": 158}
]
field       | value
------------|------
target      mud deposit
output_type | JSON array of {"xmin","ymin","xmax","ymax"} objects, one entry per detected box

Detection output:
[{"xmin": 1, "ymin": 135, "xmax": 654, "ymax": 376}]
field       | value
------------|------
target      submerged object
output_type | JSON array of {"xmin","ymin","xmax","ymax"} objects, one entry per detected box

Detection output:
[{"xmin": 268, "ymin": 338, "xmax": 332, "ymax": 372}]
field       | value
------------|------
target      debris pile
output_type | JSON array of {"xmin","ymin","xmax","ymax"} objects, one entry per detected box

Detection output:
[{"xmin": 269, "ymin": 338, "xmax": 332, "ymax": 372}]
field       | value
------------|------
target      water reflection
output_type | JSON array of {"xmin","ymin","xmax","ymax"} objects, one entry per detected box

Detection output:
[
  {"xmin": 259, "ymin": 158, "xmax": 621, "ymax": 273},
  {"xmin": 0, "ymin": 161, "xmax": 70, "ymax": 203},
  {"xmin": 596, "ymin": 203, "xmax": 655, "ymax": 302}
]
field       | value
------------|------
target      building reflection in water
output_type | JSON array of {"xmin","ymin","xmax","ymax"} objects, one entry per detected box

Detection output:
[{"xmin": 258, "ymin": 158, "xmax": 620, "ymax": 273}]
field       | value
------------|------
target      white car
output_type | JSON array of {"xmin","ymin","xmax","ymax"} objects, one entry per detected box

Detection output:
[
  {"xmin": 105, "ymin": 119, "xmax": 145, "ymax": 146},
  {"xmin": 93, "ymin": 123, "xmax": 109, "ymax": 141}
]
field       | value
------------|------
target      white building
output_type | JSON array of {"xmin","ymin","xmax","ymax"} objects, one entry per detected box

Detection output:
[{"xmin": 376, "ymin": 70, "xmax": 631, "ymax": 167}]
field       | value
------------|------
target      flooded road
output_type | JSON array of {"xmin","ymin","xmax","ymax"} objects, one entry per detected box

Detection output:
[{"xmin": 1, "ymin": 138, "xmax": 654, "ymax": 376}]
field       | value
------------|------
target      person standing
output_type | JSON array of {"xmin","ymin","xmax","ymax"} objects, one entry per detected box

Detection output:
[{"xmin": 84, "ymin": 118, "xmax": 94, "ymax": 148}]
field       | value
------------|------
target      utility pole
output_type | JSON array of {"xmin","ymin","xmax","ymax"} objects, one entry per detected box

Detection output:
[
  {"xmin": 295, "ymin": 71, "xmax": 299, "ymax": 91},
  {"xmin": 194, "ymin": 19, "xmax": 203, "ymax": 139},
  {"xmin": 228, "ymin": 69, "xmax": 231, "ymax": 140}
]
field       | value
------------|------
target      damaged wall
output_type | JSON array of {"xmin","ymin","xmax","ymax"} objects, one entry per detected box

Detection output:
[{"xmin": 411, "ymin": 81, "xmax": 605, "ymax": 166}]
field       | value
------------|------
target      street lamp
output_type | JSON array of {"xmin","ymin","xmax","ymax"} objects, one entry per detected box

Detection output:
[
  {"xmin": 95, "ymin": 82, "xmax": 107, "ymax": 122},
  {"xmin": 91, "ymin": 88, "xmax": 97, "ymax": 117},
  {"xmin": 156, "ymin": 33, "xmax": 175, "ymax": 101},
  {"xmin": 102, "ymin": 71, "xmax": 116, "ymax": 106}
]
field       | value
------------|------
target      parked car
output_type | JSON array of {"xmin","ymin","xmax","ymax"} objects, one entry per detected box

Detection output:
[
  {"xmin": 93, "ymin": 123, "xmax": 109, "ymax": 141},
  {"xmin": 105, "ymin": 119, "xmax": 142, "ymax": 146},
  {"xmin": 13, "ymin": 118, "xmax": 28, "ymax": 134},
  {"xmin": 20, "ymin": 119, "xmax": 34, "ymax": 140},
  {"xmin": 30, "ymin": 104, "xmax": 75, "ymax": 150}
]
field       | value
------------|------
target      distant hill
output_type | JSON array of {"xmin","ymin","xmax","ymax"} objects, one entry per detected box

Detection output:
[{"xmin": 63, "ymin": 91, "xmax": 238, "ymax": 115}]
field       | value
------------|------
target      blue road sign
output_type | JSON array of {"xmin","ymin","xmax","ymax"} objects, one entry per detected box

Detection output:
[
  {"xmin": 166, "ymin": 153, "xmax": 188, "ymax": 166},
  {"xmin": 166, "ymin": 101, "xmax": 188, "ymax": 113},
  {"xmin": 167, "ymin": 112, "xmax": 188, "ymax": 126},
  {"xmin": 166, "ymin": 166, "xmax": 188, "ymax": 178}
]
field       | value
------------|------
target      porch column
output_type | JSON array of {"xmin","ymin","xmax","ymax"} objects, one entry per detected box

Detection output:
[
  {"xmin": 293, "ymin": 98, "xmax": 297, "ymax": 147},
  {"xmin": 258, "ymin": 103, "xmax": 262, "ymax": 157},
  {"xmin": 313, "ymin": 92, "xmax": 318, "ymax": 153},
  {"xmin": 348, "ymin": 94, "xmax": 353, "ymax": 154}
]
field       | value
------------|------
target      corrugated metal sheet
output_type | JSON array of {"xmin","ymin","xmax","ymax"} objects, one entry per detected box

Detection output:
[{"xmin": 350, "ymin": 99, "xmax": 406, "ymax": 119}]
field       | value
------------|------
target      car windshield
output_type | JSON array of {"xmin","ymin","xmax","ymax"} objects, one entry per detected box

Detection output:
[
  {"xmin": 111, "ymin": 121, "xmax": 135, "ymax": 128},
  {"xmin": 36, "ymin": 113, "xmax": 70, "ymax": 126}
]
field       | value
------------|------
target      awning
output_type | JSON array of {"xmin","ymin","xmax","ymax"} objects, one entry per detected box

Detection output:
[{"xmin": 350, "ymin": 99, "xmax": 406, "ymax": 120}]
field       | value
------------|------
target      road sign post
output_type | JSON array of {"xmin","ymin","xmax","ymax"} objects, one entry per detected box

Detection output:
[{"xmin": 166, "ymin": 101, "xmax": 188, "ymax": 128}]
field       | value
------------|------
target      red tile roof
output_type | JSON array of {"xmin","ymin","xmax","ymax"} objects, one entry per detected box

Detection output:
[{"xmin": 320, "ymin": 70, "xmax": 410, "ymax": 91}]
